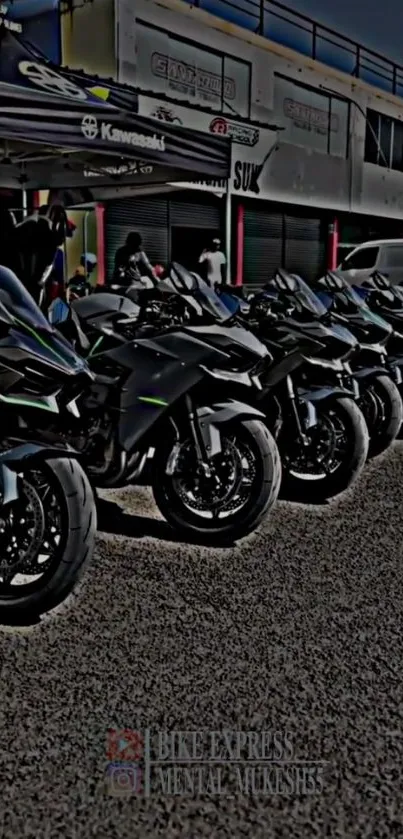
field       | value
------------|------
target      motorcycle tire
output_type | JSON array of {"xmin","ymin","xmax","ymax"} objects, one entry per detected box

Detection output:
[
  {"xmin": 152, "ymin": 419, "xmax": 281, "ymax": 545},
  {"xmin": 281, "ymin": 396, "xmax": 369, "ymax": 503},
  {"xmin": 0, "ymin": 458, "xmax": 96, "ymax": 621},
  {"xmin": 396, "ymin": 383, "xmax": 403, "ymax": 439},
  {"xmin": 360, "ymin": 374, "xmax": 403, "ymax": 459}
]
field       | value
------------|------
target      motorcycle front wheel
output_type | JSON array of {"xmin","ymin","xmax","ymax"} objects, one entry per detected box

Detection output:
[
  {"xmin": 359, "ymin": 374, "xmax": 403, "ymax": 458},
  {"xmin": 0, "ymin": 458, "xmax": 96, "ymax": 621},
  {"xmin": 152, "ymin": 419, "xmax": 281, "ymax": 544},
  {"xmin": 281, "ymin": 396, "xmax": 369, "ymax": 503}
]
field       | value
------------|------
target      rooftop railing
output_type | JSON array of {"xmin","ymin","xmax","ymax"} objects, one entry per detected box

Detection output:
[{"xmin": 185, "ymin": 0, "xmax": 403, "ymax": 99}]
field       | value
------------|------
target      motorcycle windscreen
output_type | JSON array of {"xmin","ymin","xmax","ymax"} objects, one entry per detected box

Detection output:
[
  {"xmin": 0, "ymin": 266, "xmax": 54, "ymax": 331},
  {"xmin": 287, "ymin": 276, "xmax": 328, "ymax": 318},
  {"xmin": 336, "ymin": 285, "xmax": 392, "ymax": 329},
  {"xmin": 353, "ymin": 286, "xmax": 371, "ymax": 302},
  {"xmin": 4, "ymin": 327, "xmax": 89, "ymax": 374},
  {"xmin": 193, "ymin": 278, "xmax": 234, "ymax": 323},
  {"xmin": 315, "ymin": 290, "xmax": 333, "ymax": 310},
  {"xmin": 0, "ymin": 269, "xmax": 89, "ymax": 373},
  {"xmin": 218, "ymin": 291, "xmax": 241, "ymax": 315}
]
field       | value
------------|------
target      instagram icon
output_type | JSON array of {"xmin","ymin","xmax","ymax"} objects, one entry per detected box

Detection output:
[{"xmin": 106, "ymin": 761, "xmax": 142, "ymax": 797}]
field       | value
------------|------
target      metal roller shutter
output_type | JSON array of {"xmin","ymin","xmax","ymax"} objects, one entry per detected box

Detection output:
[
  {"xmin": 243, "ymin": 204, "xmax": 327, "ymax": 287},
  {"xmin": 170, "ymin": 197, "xmax": 221, "ymax": 228},
  {"xmin": 284, "ymin": 215, "xmax": 326, "ymax": 282},
  {"xmin": 244, "ymin": 208, "xmax": 283, "ymax": 286},
  {"xmin": 105, "ymin": 197, "xmax": 169, "ymax": 279}
]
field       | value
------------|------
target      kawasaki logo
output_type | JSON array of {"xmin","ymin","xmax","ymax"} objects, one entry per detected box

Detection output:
[{"xmin": 80, "ymin": 115, "xmax": 165, "ymax": 151}]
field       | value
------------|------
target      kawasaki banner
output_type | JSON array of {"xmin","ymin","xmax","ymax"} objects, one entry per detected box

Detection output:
[{"xmin": 0, "ymin": 27, "xmax": 231, "ymax": 188}]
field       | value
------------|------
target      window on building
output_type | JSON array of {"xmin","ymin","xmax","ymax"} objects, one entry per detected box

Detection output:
[
  {"xmin": 365, "ymin": 108, "xmax": 403, "ymax": 170},
  {"xmin": 365, "ymin": 110, "xmax": 381, "ymax": 164},
  {"xmin": 273, "ymin": 74, "xmax": 349, "ymax": 158},
  {"xmin": 136, "ymin": 21, "xmax": 251, "ymax": 117},
  {"xmin": 392, "ymin": 121, "xmax": 403, "ymax": 171},
  {"xmin": 341, "ymin": 246, "xmax": 379, "ymax": 270},
  {"xmin": 379, "ymin": 115, "xmax": 393, "ymax": 168}
]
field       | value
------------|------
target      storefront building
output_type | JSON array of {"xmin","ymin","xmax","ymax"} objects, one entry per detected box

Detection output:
[{"xmin": 61, "ymin": 0, "xmax": 403, "ymax": 285}]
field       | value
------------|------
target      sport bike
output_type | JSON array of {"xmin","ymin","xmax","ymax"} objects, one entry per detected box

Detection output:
[
  {"xmin": 314, "ymin": 270, "xmax": 403, "ymax": 457},
  {"xmin": 0, "ymin": 266, "xmax": 97, "ymax": 619},
  {"xmin": 48, "ymin": 275, "xmax": 282, "ymax": 545},
  {"xmin": 63, "ymin": 265, "xmax": 369, "ymax": 504}
]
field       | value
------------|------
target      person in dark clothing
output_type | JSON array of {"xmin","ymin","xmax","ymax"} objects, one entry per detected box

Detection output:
[
  {"xmin": 13, "ymin": 204, "xmax": 69, "ymax": 304},
  {"xmin": 0, "ymin": 208, "xmax": 17, "ymax": 273},
  {"xmin": 113, "ymin": 232, "xmax": 155, "ymax": 284}
]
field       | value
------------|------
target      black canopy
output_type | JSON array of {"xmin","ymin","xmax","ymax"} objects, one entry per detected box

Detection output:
[{"xmin": 0, "ymin": 27, "xmax": 231, "ymax": 189}]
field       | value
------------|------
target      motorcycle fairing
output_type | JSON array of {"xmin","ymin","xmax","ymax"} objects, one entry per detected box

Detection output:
[{"xmin": 103, "ymin": 331, "xmax": 248, "ymax": 452}]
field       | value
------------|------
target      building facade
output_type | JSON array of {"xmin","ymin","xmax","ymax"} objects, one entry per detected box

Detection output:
[{"xmin": 61, "ymin": 0, "xmax": 403, "ymax": 285}]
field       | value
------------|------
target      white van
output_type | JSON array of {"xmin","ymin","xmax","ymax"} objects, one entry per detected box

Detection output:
[{"xmin": 338, "ymin": 239, "xmax": 403, "ymax": 285}]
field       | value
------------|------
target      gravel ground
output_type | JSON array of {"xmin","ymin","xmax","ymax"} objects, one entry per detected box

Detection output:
[{"xmin": 1, "ymin": 444, "xmax": 403, "ymax": 838}]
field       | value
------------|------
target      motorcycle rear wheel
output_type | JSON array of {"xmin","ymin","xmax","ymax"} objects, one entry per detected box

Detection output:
[
  {"xmin": 152, "ymin": 419, "xmax": 281, "ymax": 544},
  {"xmin": 0, "ymin": 458, "xmax": 96, "ymax": 621},
  {"xmin": 359, "ymin": 374, "xmax": 403, "ymax": 458},
  {"xmin": 281, "ymin": 396, "xmax": 369, "ymax": 503}
]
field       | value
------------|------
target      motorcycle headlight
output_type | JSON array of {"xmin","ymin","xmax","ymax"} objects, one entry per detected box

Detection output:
[
  {"xmin": 360, "ymin": 342, "xmax": 387, "ymax": 356},
  {"xmin": 303, "ymin": 356, "xmax": 345, "ymax": 371},
  {"xmin": 201, "ymin": 366, "xmax": 261, "ymax": 388}
]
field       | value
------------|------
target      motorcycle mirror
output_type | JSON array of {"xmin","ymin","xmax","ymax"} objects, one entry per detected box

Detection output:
[
  {"xmin": 40, "ymin": 263, "xmax": 54, "ymax": 288},
  {"xmin": 270, "ymin": 269, "xmax": 299, "ymax": 293},
  {"xmin": 371, "ymin": 272, "xmax": 391, "ymax": 290},
  {"xmin": 322, "ymin": 271, "xmax": 346, "ymax": 291},
  {"xmin": 169, "ymin": 262, "xmax": 197, "ymax": 293}
]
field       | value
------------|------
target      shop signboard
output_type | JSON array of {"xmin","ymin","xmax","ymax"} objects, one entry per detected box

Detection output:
[
  {"xmin": 138, "ymin": 95, "xmax": 278, "ymax": 199},
  {"xmin": 119, "ymin": 13, "xmax": 251, "ymax": 119},
  {"xmin": 273, "ymin": 75, "xmax": 350, "ymax": 158}
]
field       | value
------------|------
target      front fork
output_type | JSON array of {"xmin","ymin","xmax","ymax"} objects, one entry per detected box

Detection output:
[
  {"xmin": 185, "ymin": 394, "xmax": 213, "ymax": 477},
  {"xmin": 286, "ymin": 375, "xmax": 316, "ymax": 446},
  {"xmin": 388, "ymin": 362, "xmax": 403, "ymax": 386},
  {"xmin": 336, "ymin": 363, "xmax": 360, "ymax": 399}
]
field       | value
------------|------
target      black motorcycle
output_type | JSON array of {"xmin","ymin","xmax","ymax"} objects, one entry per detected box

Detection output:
[
  {"xmin": 66, "ymin": 265, "xmax": 369, "ymax": 504},
  {"xmin": 223, "ymin": 272, "xmax": 368, "ymax": 501},
  {"xmin": 314, "ymin": 270, "xmax": 403, "ymax": 458},
  {"xmin": 0, "ymin": 266, "xmax": 97, "ymax": 619},
  {"xmin": 48, "ymin": 273, "xmax": 282, "ymax": 545}
]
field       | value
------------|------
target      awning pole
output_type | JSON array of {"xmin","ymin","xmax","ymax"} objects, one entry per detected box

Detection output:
[
  {"xmin": 22, "ymin": 190, "xmax": 28, "ymax": 219},
  {"xmin": 225, "ymin": 181, "xmax": 231, "ymax": 285}
]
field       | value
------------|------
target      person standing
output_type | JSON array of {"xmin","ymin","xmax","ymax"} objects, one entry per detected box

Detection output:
[
  {"xmin": 113, "ymin": 232, "xmax": 155, "ymax": 284},
  {"xmin": 198, "ymin": 237, "xmax": 226, "ymax": 287}
]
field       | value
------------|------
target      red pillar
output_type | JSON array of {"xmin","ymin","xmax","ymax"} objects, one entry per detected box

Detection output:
[
  {"xmin": 327, "ymin": 217, "xmax": 339, "ymax": 270},
  {"xmin": 235, "ymin": 203, "xmax": 245, "ymax": 286},
  {"xmin": 96, "ymin": 203, "xmax": 105, "ymax": 285}
]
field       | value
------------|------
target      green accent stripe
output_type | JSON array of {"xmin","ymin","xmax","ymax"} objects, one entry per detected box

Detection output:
[
  {"xmin": 88, "ymin": 335, "xmax": 104, "ymax": 358},
  {"xmin": 0, "ymin": 394, "xmax": 58, "ymax": 412},
  {"xmin": 13, "ymin": 317, "xmax": 72, "ymax": 368},
  {"xmin": 138, "ymin": 396, "xmax": 168, "ymax": 407}
]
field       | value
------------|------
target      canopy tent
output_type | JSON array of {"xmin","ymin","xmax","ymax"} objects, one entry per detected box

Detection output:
[{"xmin": 0, "ymin": 26, "xmax": 231, "ymax": 190}]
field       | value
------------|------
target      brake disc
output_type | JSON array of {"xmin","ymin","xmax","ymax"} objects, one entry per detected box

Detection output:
[{"xmin": 0, "ymin": 478, "xmax": 45, "ymax": 578}]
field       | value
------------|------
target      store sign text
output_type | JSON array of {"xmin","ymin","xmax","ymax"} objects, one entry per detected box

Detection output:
[
  {"xmin": 209, "ymin": 117, "xmax": 259, "ymax": 147},
  {"xmin": 283, "ymin": 98, "xmax": 339, "ymax": 134},
  {"xmin": 233, "ymin": 161, "xmax": 261, "ymax": 194},
  {"xmin": 191, "ymin": 179, "xmax": 227, "ymax": 189},
  {"xmin": 151, "ymin": 52, "xmax": 235, "ymax": 101},
  {"xmin": 84, "ymin": 163, "xmax": 154, "ymax": 178},
  {"xmin": 80, "ymin": 115, "xmax": 166, "ymax": 151}
]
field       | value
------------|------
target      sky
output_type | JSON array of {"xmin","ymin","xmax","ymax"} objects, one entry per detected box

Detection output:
[{"xmin": 283, "ymin": 0, "xmax": 403, "ymax": 62}]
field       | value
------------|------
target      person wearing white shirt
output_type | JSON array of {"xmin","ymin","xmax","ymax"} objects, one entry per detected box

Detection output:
[{"xmin": 198, "ymin": 238, "xmax": 226, "ymax": 287}]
